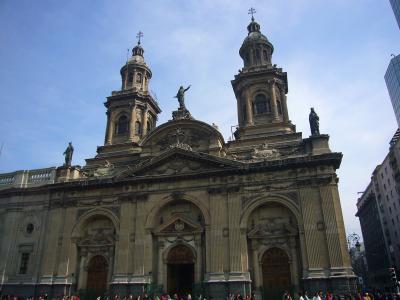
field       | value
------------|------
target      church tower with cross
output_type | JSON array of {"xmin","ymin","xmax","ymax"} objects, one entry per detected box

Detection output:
[
  {"xmin": 102, "ymin": 32, "xmax": 161, "ymax": 149},
  {"xmin": 231, "ymin": 8, "xmax": 294, "ymax": 147}
]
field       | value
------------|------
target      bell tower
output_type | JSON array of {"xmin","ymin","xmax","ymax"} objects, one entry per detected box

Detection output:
[
  {"xmin": 103, "ymin": 32, "xmax": 161, "ymax": 146},
  {"xmin": 231, "ymin": 11, "xmax": 295, "ymax": 141}
]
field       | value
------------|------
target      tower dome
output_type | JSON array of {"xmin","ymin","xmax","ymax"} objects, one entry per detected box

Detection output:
[
  {"xmin": 120, "ymin": 36, "xmax": 152, "ymax": 92},
  {"xmin": 239, "ymin": 17, "xmax": 274, "ymax": 69}
]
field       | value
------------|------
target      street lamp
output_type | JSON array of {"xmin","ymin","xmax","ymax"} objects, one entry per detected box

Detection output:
[{"xmin": 347, "ymin": 233, "xmax": 361, "ymax": 252}]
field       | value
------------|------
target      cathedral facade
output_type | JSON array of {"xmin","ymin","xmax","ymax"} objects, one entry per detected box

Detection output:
[{"xmin": 0, "ymin": 17, "xmax": 355, "ymax": 300}]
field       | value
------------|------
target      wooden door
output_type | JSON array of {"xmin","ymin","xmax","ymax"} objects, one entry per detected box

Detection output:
[
  {"xmin": 87, "ymin": 255, "xmax": 108, "ymax": 291},
  {"xmin": 262, "ymin": 248, "xmax": 291, "ymax": 300}
]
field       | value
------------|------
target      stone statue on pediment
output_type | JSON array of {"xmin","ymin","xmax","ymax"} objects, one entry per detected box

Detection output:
[
  {"xmin": 175, "ymin": 85, "xmax": 191, "ymax": 110},
  {"xmin": 63, "ymin": 142, "xmax": 74, "ymax": 166}
]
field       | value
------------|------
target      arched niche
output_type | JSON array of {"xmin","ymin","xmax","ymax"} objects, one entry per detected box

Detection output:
[
  {"xmin": 71, "ymin": 209, "xmax": 118, "ymax": 291},
  {"xmin": 242, "ymin": 196, "xmax": 303, "ymax": 293},
  {"xmin": 150, "ymin": 197, "xmax": 206, "ymax": 290}
]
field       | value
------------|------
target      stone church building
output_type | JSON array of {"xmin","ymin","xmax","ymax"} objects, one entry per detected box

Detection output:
[{"xmin": 0, "ymin": 16, "xmax": 355, "ymax": 300}]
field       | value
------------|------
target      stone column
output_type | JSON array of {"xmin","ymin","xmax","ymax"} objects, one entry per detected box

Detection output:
[
  {"xmin": 237, "ymin": 97, "xmax": 243, "ymax": 127},
  {"xmin": 269, "ymin": 81, "xmax": 279, "ymax": 121},
  {"xmin": 245, "ymin": 90, "xmax": 253, "ymax": 126},
  {"xmin": 157, "ymin": 241, "xmax": 164, "ymax": 287},
  {"xmin": 280, "ymin": 86, "xmax": 289, "ymax": 122},
  {"xmin": 195, "ymin": 236, "xmax": 202, "ymax": 283},
  {"xmin": 142, "ymin": 106, "xmax": 149, "ymax": 137},
  {"xmin": 78, "ymin": 255, "xmax": 87, "ymax": 290},
  {"xmin": 239, "ymin": 229, "xmax": 249, "ymax": 271},
  {"xmin": 105, "ymin": 111, "xmax": 112, "ymax": 145},
  {"xmin": 252, "ymin": 243, "xmax": 260, "ymax": 289},
  {"xmin": 289, "ymin": 238, "xmax": 299, "ymax": 288},
  {"xmin": 129, "ymin": 105, "xmax": 137, "ymax": 142},
  {"xmin": 107, "ymin": 111, "xmax": 115, "ymax": 145}
]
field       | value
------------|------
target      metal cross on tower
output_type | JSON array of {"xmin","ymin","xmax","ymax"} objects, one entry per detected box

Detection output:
[
  {"xmin": 248, "ymin": 7, "xmax": 256, "ymax": 21},
  {"xmin": 136, "ymin": 31, "xmax": 143, "ymax": 45}
]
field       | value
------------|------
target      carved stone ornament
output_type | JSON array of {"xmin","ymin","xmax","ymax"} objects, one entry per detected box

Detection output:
[
  {"xmin": 168, "ymin": 128, "xmax": 192, "ymax": 151},
  {"xmin": 172, "ymin": 108, "xmax": 193, "ymax": 120},
  {"xmin": 174, "ymin": 220, "xmax": 185, "ymax": 231},
  {"xmin": 248, "ymin": 217, "xmax": 297, "ymax": 237},
  {"xmin": 250, "ymin": 142, "xmax": 280, "ymax": 160},
  {"xmin": 77, "ymin": 228, "xmax": 116, "ymax": 248},
  {"xmin": 93, "ymin": 160, "xmax": 116, "ymax": 177}
]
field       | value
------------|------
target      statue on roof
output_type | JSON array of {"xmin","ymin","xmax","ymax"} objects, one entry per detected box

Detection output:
[
  {"xmin": 309, "ymin": 107, "xmax": 320, "ymax": 135},
  {"xmin": 174, "ymin": 85, "xmax": 191, "ymax": 110},
  {"xmin": 63, "ymin": 142, "xmax": 74, "ymax": 167}
]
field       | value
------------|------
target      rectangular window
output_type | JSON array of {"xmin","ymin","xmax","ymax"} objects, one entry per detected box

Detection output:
[{"xmin": 19, "ymin": 253, "xmax": 30, "ymax": 274}]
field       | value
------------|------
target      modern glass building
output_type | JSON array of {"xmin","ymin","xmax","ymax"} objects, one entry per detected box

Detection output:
[
  {"xmin": 385, "ymin": 54, "xmax": 400, "ymax": 127},
  {"xmin": 390, "ymin": 0, "xmax": 400, "ymax": 29}
]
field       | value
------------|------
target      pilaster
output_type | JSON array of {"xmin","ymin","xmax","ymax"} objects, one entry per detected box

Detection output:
[
  {"xmin": 114, "ymin": 201, "xmax": 134, "ymax": 275},
  {"xmin": 208, "ymin": 190, "xmax": 226, "ymax": 273},
  {"xmin": 227, "ymin": 189, "xmax": 246, "ymax": 272},
  {"xmin": 280, "ymin": 86, "xmax": 289, "ymax": 122},
  {"xmin": 129, "ymin": 105, "xmax": 137, "ymax": 142},
  {"xmin": 269, "ymin": 81, "xmax": 279, "ymax": 121},
  {"xmin": 320, "ymin": 184, "xmax": 352, "ymax": 270},
  {"xmin": 142, "ymin": 106, "xmax": 149, "ymax": 137},
  {"xmin": 245, "ymin": 90, "xmax": 253, "ymax": 126},
  {"xmin": 299, "ymin": 187, "xmax": 329, "ymax": 275}
]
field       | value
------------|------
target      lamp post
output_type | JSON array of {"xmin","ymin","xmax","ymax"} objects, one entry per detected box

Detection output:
[{"xmin": 347, "ymin": 233, "xmax": 361, "ymax": 253}]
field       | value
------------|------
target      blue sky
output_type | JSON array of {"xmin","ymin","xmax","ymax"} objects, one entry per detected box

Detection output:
[{"xmin": 0, "ymin": 0, "xmax": 399, "ymax": 236}]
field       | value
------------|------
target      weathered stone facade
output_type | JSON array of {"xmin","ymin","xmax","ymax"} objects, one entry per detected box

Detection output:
[{"xmin": 0, "ymin": 17, "xmax": 355, "ymax": 300}]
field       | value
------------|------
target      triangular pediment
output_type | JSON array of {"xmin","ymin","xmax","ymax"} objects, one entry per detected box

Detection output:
[
  {"xmin": 155, "ymin": 215, "xmax": 202, "ymax": 235},
  {"xmin": 125, "ymin": 148, "xmax": 241, "ymax": 177}
]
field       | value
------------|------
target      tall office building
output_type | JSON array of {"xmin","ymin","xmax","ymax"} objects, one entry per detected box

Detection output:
[
  {"xmin": 386, "ymin": 1, "xmax": 400, "ymax": 127},
  {"xmin": 390, "ymin": 0, "xmax": 400, "ymax": 29},
  {"xmin": 385, "ymin": 55, "xmax": 400, "ymax": 127},
  {"xmin": 357, "ymin": 130, "xmax": 400, "ymax": 288}
]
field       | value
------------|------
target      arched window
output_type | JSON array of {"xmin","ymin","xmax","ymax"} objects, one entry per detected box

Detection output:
[
  {"xmin": 116, "ymin": 115, "xmax": 129, "ymax": 134},
  {"xmin": 136, "ymin": 73, "xmax": 142, "ymax": 83},
  {"xmin": 253, "ymin": 94, "xmax": 271, "ymax": 114},
  {"xmin": 135, "ymin": 121, "xmax": 142, "ymax": 135}
]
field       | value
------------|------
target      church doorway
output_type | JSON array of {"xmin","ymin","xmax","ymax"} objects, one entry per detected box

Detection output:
[
  {"xmin": 262, "ymin": 248, "xmax": 291, "ymax": 300},
  {"xmin": 87, "ymin": 255, "xmax": 108, "ymax": 295},
  {"xmin": 167, "ymin": 244, "xmax": 195, "ymax": 297}
]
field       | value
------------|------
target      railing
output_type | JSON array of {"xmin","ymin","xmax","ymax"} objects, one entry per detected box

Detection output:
[{"xmin": 0, "ymin": 167, "xmax": 56, "ymax": 189}]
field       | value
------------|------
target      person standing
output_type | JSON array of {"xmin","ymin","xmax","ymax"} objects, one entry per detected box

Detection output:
[{"xmin": 298, "ymin": 292, "xmax": 304, "ymax": 300}]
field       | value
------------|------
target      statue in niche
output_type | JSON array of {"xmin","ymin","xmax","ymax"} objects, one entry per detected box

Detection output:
[
  {"xmin": 63, "ymin": 142, "xmax": 74, "ymax": 167},
  {"xmin": 174, "ymin": 85, "xmax": 191, "ymax": 110},
  {"xmin": 309, "ymin": 107, "xmax": 320, "ymax": 135}
]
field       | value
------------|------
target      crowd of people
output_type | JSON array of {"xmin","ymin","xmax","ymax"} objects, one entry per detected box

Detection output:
[
  {"xmin": 286, "ymin": 290, "xmax": 400, "ymax": 300},
  {"xmin": 2, "ymin": 290, "xmax": 400, "ymax": 300}
]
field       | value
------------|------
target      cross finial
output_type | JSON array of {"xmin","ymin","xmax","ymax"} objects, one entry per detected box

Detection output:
[
  {"xmin": 136, "ymin": 31, "xmax": 143, "ymax": 45},
  {"xmin": 248, "ymin": 7, "xmax": 256, "ymax": 21}
]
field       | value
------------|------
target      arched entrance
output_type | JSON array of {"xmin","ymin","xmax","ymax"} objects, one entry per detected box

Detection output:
[
  {"xmin": 262, "ymin": 248, "xmax": 291, "ymax": 300},
  {"xmin": 167, "ymin": 244, "xmax": 195, "ymax": 296},
  {"xmin": 87, "ymin": 255, "xmax": 108, "ymax": 294}
]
